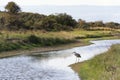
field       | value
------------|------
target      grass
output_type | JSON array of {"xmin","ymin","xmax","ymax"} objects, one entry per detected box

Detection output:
[
  {"xmin": 71, "ymin": 44, "xmax": 120, "ymax": 80},
  {"xmin": 0, "ymin": 35, "xmax": 75, "ymax": 53},
  {"xmin": 0, "ymin": 29, "xmax": 116, "ymax": 39},
  {"xmin": 0, "ymin": 29, "xmax": 119, "ymax": 53}
]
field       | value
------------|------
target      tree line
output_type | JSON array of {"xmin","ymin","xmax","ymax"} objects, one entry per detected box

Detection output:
[
  {"xmin": 77, "ymin": 19, "xmax": 120, "ymax": 30},
  {"xmin": 0, "ymin": 1, "xmax": 120, "ymax": 31}
]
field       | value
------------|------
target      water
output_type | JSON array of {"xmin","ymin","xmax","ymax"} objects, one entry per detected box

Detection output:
[{"xmin": 0, "ymin": 39, "xmax": 120, "ymax": 80}]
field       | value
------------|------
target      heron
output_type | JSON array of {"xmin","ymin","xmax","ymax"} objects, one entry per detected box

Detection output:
[{"xmin": 73, "ymin": 52, "xmax": 81, "ymax": 63}]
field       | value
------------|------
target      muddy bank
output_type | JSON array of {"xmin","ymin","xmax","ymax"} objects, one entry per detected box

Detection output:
[{"xmin": 0, "ymin": 41, "xmax": 88, "ymax": 58}]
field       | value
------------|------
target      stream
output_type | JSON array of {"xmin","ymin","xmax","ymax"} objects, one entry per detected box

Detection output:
[{"xmin": 0, "ymin": 40, "xmax": 120, "ymax": 80}]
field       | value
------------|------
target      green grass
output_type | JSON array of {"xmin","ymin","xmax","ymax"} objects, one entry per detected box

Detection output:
[
  {"xmin": 0, "ymin": 29, "xmax": 118, "ymax": 53},
  {"xmin": 0, "ymin": 35, "xmax": 75, "ymax": 52},
  {"xmin": 0, "ymin": 29, "xmax": 115, "ymax": 39},
  {"xmin": 71, "ymin": 44, "xmax": 120, "ymax": 80}
]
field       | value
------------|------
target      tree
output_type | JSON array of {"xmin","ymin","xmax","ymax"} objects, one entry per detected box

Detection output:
[
  {"xmin": 105, "ymin": 22, "xmax": 119, "ymax": 29},
  {"xmin": 55, "ymin": 13, "xmax": 77, "ymax": 28},
  {"xmin": 5, "ymin": 15, "xmax": 23, "ymax": 30},
  {"xmin": 40, "ymin": 17, "xmax": 58, "ymax": 31},
  {"xmin": 77, "ymin": 19, "xmax": 89, "ymax": 29},
  {"xmin": 5, "ymin": 1, "xmax": 21, "ymax": 14},
  {"xmin": 94, "ymin": 21, "xmax": 104, "ymax": 27}
]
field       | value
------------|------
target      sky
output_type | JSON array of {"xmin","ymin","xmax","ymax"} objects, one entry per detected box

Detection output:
[
  {"xmin": 19, "ymin": 6, "xmax": 120, "ymax": 22},
  {"xmin": 1, "ymin": 0, "xmax": 120, "ymax": 6}
]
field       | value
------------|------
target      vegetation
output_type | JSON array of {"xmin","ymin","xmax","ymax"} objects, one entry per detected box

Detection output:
[
  {"xmin": 77, "ymin": 19, "xmax": 120, "ymax": 30},
  {"xmin": 0, "ymin": 1, "xmax": 120, "ymax": 31},
  {"xmin": 71, "ymin": 44, "xmax": 120, "ymax": 80},
  {"xmin": 0, "ymin": 29, "xmax": 118, "ymax": 53},
  {"xmin": 0, "ymin": 1, "xmax": 119, "ymax": 53},
  {"xmin": 5, "ymin": 1, "xmax": 21, "ymax": 14},
  {"xmin": 0, "ymin": 33, "xmax": 75, "ymax": 52},
  {"xmin": 0, "ymin": 2, "xmax": 119, "ymax": 80}
]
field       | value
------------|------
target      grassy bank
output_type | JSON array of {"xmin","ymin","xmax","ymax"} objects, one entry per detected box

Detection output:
[
  {"xmin": 71, "ymin": 44, "xmax": 120, "ymax": 80},
  {"xmin": 0, "ymin": 30, "xmax": 113, "ymax": 49},
  {"xmin": 0, "ymin": 29, "xmax": 119, "ymax": 58},
  {"xmin": 0, "ymin": 35, "xmax": 75, "ymax": 52}
]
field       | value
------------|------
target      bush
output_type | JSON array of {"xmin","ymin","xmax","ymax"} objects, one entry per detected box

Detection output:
[
  {"xmin": 26, "ymin": 35, "xmax": 75, "ymax": 46},
  {"xmin": 0, "ymin": 42, "xmax": 21, "ymax": 52},
  {"xmin": 27, "ymin": 35, "xmax": 40, "ymax": 44}
]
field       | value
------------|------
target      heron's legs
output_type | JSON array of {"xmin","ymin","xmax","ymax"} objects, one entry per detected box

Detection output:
[{"xmin": 75, "ymin": 58, "xmax": 80, "ymax": 63}]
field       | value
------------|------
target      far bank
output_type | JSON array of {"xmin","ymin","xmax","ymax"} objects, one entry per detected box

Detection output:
[{"xmin": 0, "ymin": 30, "xmax": 119, "ymax": 58}]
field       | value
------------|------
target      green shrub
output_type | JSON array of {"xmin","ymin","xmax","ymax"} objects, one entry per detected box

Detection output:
[{"xmin": 27, "ymin": 35, "xmax": 40, "ymax": 44}]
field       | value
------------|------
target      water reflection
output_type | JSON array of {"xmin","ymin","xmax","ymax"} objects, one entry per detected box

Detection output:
[{"xmin": 32, "ymin": 40, "xmax": 120, "ymax": 65}]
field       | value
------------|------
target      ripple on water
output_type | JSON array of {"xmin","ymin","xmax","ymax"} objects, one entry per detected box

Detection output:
[
  {"xmin": 0, "ymin": 40, "xmax": 120, "ymax": 80},
  {"xmin": 0, "ymin": 56, "xmax": 80, "ymax": 80}
]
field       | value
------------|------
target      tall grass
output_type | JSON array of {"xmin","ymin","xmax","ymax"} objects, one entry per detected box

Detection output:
[
  {"xmin": 71, "ymin": 44, "xmax": 120, "ymax": 80},
  {"xmin": 0, "ymin": 29, "xmax": 117, "ymax": 53},
  {"xmin": 26, "ymin": 35, "xmax": 75, "ymax": 46},
  {"xmin": 0, "ymin": 30, "xmax": 113, "ymax": 39},
  {"xmin": 0, "ymin": 34, "xmax": 75, "ymax": 52}
]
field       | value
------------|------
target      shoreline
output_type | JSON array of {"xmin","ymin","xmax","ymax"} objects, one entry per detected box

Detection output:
[
  {"xmin": 0, "ymin": 40, "xmax": 89, "ymax": 58},
  {"xmin": 70, "ymin": 44, "xmax": 120, "ymax": 80},
  {"xmin": 0, "ymin": 36, "xmax": 119, "ymax": 58},
  {"xmin": 0, "ymin": 37, "xmax": 119, "ymax": 79}
]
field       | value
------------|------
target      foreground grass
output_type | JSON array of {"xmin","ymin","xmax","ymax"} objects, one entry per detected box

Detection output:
[{"xmin": 71, "ymin": 44, "xmax": 120, "ymax": 80}]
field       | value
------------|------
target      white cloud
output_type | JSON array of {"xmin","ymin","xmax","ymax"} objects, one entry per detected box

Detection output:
[{"xmin": 1, "ymin": 0, "xmax": 120, "ymax": 6}]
